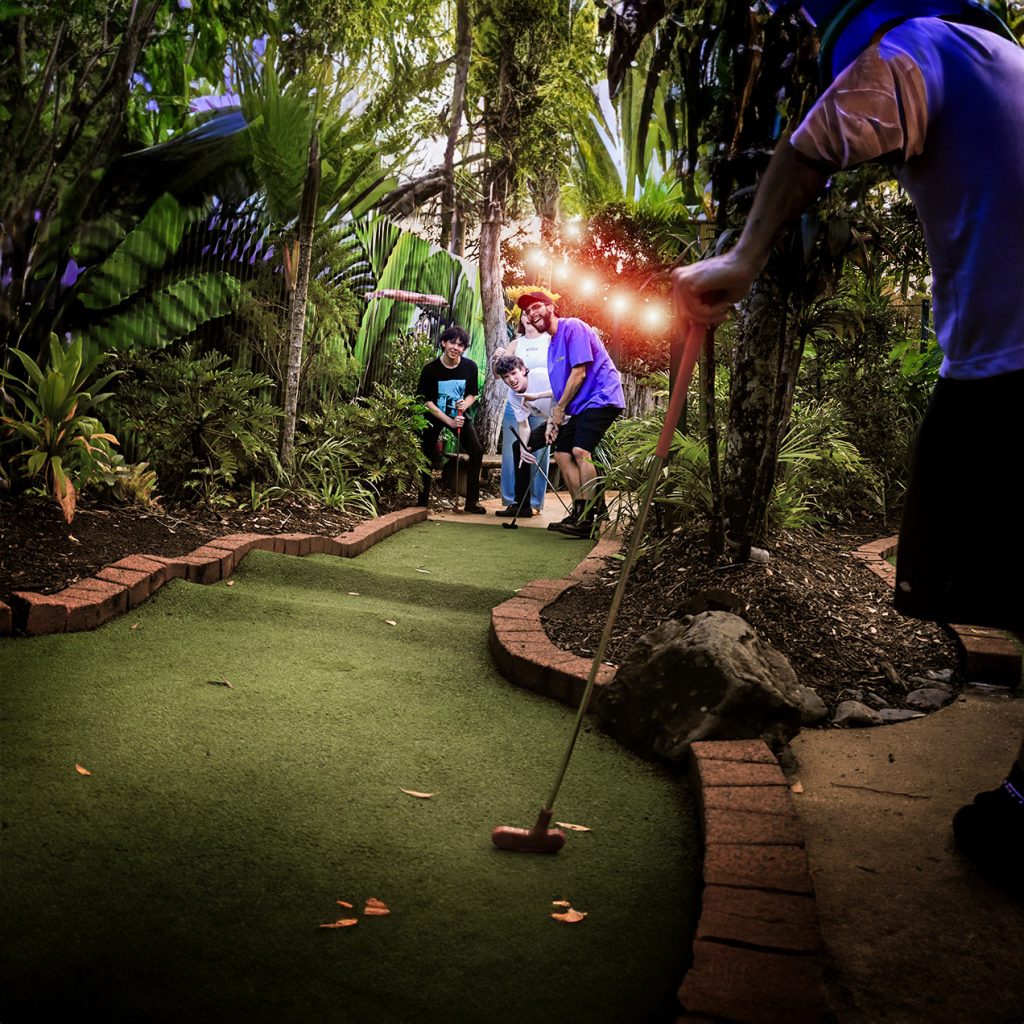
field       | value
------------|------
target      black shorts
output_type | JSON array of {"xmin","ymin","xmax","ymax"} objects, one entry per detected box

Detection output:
[
  {"xmin": 895, "ymin": 367, "xmax": 1024, "ymax": 634},
  {"xmin": 554, "ymin": 406, "xmax": 622, "ymax": 455}
]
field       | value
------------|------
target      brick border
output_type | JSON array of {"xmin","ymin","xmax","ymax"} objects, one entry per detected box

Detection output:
[
  {"xmin": 489, "ymin": 541, "xmax": 830, "ymax": 1022},
  {"xmin": 853, "ymin": 535, "xmax": 1021, "ymax": 684},
  {"xmin": 1, "ymin": 507, "xmax": 428, "ymax": 637}
]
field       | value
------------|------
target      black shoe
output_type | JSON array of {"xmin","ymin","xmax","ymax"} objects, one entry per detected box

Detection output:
[
  {"xmin": 952, "ymin": 771, "xmax": 1024, "ymax": 893},
  {"xmin": 495, "ymin": 504, "xmax": 533, "ymax": 518},
  {"xmin": 547, "ymin": 512, "xmax": 577, "ymax": 531},
  {"xmin": 463, "ymin": 503, "xmax": 488, "ymax": 515},
  {"xmin": 557, "ymin": 517, "xmax": 597, "ymax": 538}
]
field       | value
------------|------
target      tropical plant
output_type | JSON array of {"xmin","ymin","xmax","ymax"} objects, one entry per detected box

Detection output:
[
  {"xmin": 0, "ymin": 335, "xmax": 120, "ymax": 521},
  {"xmin": 110, "ymin": 345, "xmax": 280, "ymax": 499}
]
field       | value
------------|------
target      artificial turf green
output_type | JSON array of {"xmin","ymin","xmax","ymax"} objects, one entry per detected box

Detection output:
[{"xmin": 1, "ymin": 521, "xmax": 700, "ymax": 1023}]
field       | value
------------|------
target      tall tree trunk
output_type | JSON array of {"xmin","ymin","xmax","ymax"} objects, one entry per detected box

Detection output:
[
  {"xmin": 279, "ymin": 131, "xmax": 320, "ymax": 471},
  {"xmin": 478, "ymin": 163, "xmax": 509, "ymax": 455},
  {"xmin": 720, "ymin": 273, "xmax": 789, "ymax": 558},
  {"xmin": 440, "ymin": 0, "xmax": 471, "ymax": 254}
]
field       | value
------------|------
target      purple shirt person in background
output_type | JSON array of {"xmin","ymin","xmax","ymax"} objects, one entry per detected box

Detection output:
[{"xmin": 516, "ymin": 291, "xmax": 625, "ymax": 537}]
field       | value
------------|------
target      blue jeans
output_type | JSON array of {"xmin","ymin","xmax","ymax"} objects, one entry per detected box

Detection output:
[{"xmin": 500, "ymin": 400, "xmax": 548, "ymax": 509}]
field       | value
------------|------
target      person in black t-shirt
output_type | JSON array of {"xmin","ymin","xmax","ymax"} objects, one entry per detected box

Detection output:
[{"xmin": 415, "ymin": 326, "xmax": 487, "ymax": 513}]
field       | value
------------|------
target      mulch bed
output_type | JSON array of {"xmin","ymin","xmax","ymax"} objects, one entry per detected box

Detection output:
[
  {"xmin": 542, "ymin": 522, "xmax": 962, "ymax": 717},
  {"xmin": 0, "ymin": 491, "xmax": 371, "ymax": 606}
]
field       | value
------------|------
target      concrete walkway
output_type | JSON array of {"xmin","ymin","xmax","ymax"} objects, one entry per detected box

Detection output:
[{"xmin": 789, "ymin": 690, "xmax": 1024, "ymax": 1024}]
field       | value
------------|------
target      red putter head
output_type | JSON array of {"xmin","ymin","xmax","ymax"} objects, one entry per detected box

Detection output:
[{"xmin": 491, "ymin": 808, "xmax": 566, "ymax": 854}]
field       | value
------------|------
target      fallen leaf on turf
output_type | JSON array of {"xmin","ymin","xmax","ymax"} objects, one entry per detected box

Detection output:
[
  {"xmin": 790, "ymin": 781, "xmax": 804, "ymax": 794},
  {"xmin": 364, "ymin": 898, "xmax": 390, "ymax": 916},
  {"xmin": 551, "ymin": 909, "xmax": 587, "ymax": 923},
  {"xmin": 555, "ymin": 821, "xmax": 591, "ymax": 832},
  {"xmin": 319, "ymin": 919, "xmax": 358, "ymax": 928},
  {"xmin": 384, "ymin": 619, "xmax": 397, "ymax": 626},
  {"xmin": 75, "ymin": 763, "xmax": 92, "ymax": 776},
  {"xmin": 399, "ymin": 788, "xmax": 435, "ymax": 799},
  {"xmin": 130, "ymin": 623, "xmax": 140, "ymax": 631},
  {"xmin": 225, "ymin": 580, "xmax": 235, "ymax": 587},
  {"xmin": 551, "ymin": 900, "xmax": 572, "ymax": 908},
  {"xmin": 207, "ymin": 678, "xmax": 234, "ymax": 689},
  {"xmin": 347, "ymin": 592, "xmax": 360, "ymax": 596},
  {"xmin": 414, "ymin": 568, "xmax": 431, "ymax": 574},
  {"xmin": 336, "ymin": 899, "xmax": 353, "ymax": 908}
]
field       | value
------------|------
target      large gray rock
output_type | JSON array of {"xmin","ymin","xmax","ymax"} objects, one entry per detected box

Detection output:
[
  {"xmin": 832, "ymin": 700, "xmax": 884, "ymax": 728},
  {"xmin": 594, "ymin": 612, "xmax": 802, "ymax": 762}
]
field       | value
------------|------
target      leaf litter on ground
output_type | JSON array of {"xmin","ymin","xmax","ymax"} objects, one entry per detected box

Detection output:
[
  {"xmin": 399, "ymin": 788, "xmax": 435, "ymax": 799},
  {"xmin": 555, "ymin": 821, "xmax": 591, "ymax": 832},
  {"xmin": 74, "ymin": 763, "xmax": 92, "ymax": 776}
]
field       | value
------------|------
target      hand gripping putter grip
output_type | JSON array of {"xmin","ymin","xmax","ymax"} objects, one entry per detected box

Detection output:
[{"xmin": 491, "ymin": 318, "xmax": 706, "ymax": 854}]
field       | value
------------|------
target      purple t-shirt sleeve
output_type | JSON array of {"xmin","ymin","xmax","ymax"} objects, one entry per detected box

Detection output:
[{"xmin": 564, "ymin": 320, "xmax": 596, "ymax": 368}]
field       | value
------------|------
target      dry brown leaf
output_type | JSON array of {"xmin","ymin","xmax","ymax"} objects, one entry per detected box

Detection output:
[
  {"xmin": 364, "ymin": 898, "xmax": 390, "ymax": 916},
  {"xmin": 551, "ymin": 900, "xmax": 572, "ymax": 908},
  {"xmin": 384, "ymin": 619, "xmax": 397, "ymax": 626},
  {"xmin": 225, "ymin": 580, "xmax": 235, "ymax": 587},
  {"xmin": 130, "ymin": 623, "xmax": 140, "ymax": 631},
  {"xmin": 207, "ymin": 678, "xmax": 234, "ymax": 689},
  {"xmin": 319, "ymin": 918, "xmax": 358, "ymax": 929},
  {"xmin": 336, "ymin": 899, "xmax": 353, "ymax": 908},
  {"xmin": 555, "ymin": 821, "xmax": 591, "ymax": 832},
  {"xmin": 74, "ymin": 763, "xmax": 92, "ymax": 776},
  {"xmin": 414, "ymin": 568, "xmax": 431, "ymax": 574},
  {"xmin": 347, "ymin": 592, "xmax": 360, "ymax": 596},
  {"xmin": 399, "ymin": 788, "xmax": 435, "ymax": 799},
  {"xmin": 790, "ymin": 781, "xmax": 804, "ymax": 794},
  {"xmin": 551, "ymin": 908, "xmax": 587, "ymax": 923}
]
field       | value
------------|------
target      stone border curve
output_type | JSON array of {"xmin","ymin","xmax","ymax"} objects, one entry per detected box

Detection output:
[
  {"xmin": 852, "ymin": 535, "xmax": 1021, "ymax": 684},
  {"xmin": 0, "ymin": 507, "xmax": 428, "ymax": 637},
  {"xmin": 488, "ymin": 536, "xmax": 830, "ymax": 1022}
]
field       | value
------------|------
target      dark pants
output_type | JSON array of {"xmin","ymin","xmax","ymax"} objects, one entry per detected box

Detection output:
[
  {"xmin": 510, "ymin": 422, "xmax": 550, "ymax": 512},
  {"xmin": 419, "ymin": 416, "xmax": 483, "ymax": 505},
  {"xmin": 895, "ymin": 367, "xmax": 1024, "ymax": 634}
]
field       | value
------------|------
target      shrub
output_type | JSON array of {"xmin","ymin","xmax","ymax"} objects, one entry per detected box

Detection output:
[
  {"xmin": 111, "ymin": 345, "xmax": 280, "ymax": 501},
  {"xmin": 1, "ymin": 335, "xmax": 121, "ymax": 521}
]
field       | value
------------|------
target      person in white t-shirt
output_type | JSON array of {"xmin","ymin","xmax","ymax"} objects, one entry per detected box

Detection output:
[
  {"xmin": 493, "ymin": 355, "xmax": 556, "ymax": 519},
  {"xmin": 493, "ymin": 314, "xmax": 551, "ymax": 511}
]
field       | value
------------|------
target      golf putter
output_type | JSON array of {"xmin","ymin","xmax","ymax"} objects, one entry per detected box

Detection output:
[
  {"xmin": 491, "ymin": 317, "xmax": 707, "ymax": 854},
  {"xmin": 501, "ymin": 426, "xmax": 540, "ymax": 530},
  {"xmin": 453, "ymin": 412, "xmax": 462, "ymax": 512}
]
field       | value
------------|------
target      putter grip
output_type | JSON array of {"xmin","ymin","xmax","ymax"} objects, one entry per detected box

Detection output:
[{"xmin": 656, "ymin": 321, "xmax": 704, "ymax": 459}]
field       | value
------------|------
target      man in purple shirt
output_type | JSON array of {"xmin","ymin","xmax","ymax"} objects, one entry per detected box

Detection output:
[{"xmin": 517, "ymin": 292, "xmax": 626, "ymax": 537}]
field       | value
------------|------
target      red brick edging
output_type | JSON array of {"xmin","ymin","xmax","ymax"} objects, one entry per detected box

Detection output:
[
  {"xmin": 0, "ymin": 507, "xmax": 428, "ymax": 637},
  {"xmin": 489, "ymin": 541, "xmax": 830, "ymax": 1022},
  {"xmin": 852, "ymin": 535, "xmax": 1021, "ymax": 683}
]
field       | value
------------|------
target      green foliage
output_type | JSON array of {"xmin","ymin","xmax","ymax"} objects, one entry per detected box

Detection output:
[
  {"xmin": 298, "ymin": 385, "xmax": 427, "ymax": 500},
  {"xmin": 111, "ymin": 345, "xmax": 280, "ymax": 500},
  {"xmin": 0, "ymin": 335, "xmax": 120, "ymax": 521},
  {"xmin": 73, "ymin": 195, "xmax": 243, "ymax": 356},
  {"xmin": 772, "ymin": 402, "xmax": 880, "ymax": 529}
]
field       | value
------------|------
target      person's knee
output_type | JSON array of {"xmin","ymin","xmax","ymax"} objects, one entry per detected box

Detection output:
[{"xmin": 572, "ymin": 446, "xmax": 592, "ymax": 464}]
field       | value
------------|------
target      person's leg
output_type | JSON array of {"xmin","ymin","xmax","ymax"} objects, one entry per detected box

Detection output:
[
  {"xmin": 417, "ymin": 420, "xmax": 444, "ymax": 506},
  {"xmin": 509, "ymin": 422, "xmax": 550, "ymax": 514},
  {"xmin": 460, "ymin": 419, "xmax": 485, "ymax": 510},
  {"xmin": 527, "ymin": 413, "xmax": 547, "ymax": 509},
  {"xmin": 500, "ymin": 401, "xmax": 517, "ymax": 506},
  {"xmin": 554, "ymin": 451, "xmax": 580, "ymax": 496}
]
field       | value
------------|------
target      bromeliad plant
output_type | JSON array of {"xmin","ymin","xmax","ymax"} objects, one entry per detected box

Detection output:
[{"xmin": 1, "ymin": 335, "xmax": 120, "ymax": 522}]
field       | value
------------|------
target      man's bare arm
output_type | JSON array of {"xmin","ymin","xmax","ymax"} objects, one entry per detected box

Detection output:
[{"xmin": 672, "ymin": 141, "xmax": 830, "ymax": 323}]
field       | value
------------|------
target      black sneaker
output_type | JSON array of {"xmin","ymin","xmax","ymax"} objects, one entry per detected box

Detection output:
[
  {"xmin": 495, "ymin": 504, "xmax": 533, "ymax": 518},
  {"xmin": 557, "ymin": 518, "xmax": 597, "ymax": 538},
  {"xmin": 463, "ymin": 503, "xmax": 488, "ymax": 515},
  {"xmin": 952, "ymin": 773, "xmax": 1024, "ymax": 894},
  {"xmin": 547, "ymin": 512, "xmax": 577, "ymax": 531}
]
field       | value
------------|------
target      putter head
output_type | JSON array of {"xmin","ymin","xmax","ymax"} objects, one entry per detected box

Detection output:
[
  {"xmin": 491, "ymin": 824, "xmax": 565, "ymax": 854},
  {"xmin": 490, "ymin": 808, "xmax": 565, "ymax": 854},
  {"xmin": 500, "ymin": 522, "xmax": 518, "ymax": 530}
]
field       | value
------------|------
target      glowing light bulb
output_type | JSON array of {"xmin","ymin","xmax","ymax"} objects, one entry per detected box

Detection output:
[
  {"xmin": 580, "ymin": 276, "xmax": 598, "ymax": 296},
  {"xmin": 610, "ymin": 293, "xmax": 630, "ymax": 315}
]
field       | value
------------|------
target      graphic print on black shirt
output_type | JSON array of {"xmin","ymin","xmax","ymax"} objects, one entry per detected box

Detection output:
[{"xmin": 416, "ymin": 357, "xmax": 480, "ymax": 421}]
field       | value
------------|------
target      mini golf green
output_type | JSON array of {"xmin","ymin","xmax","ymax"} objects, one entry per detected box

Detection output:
[{"xmin": 1, "ymin": 521, "xmax": 700, "ymax": 1023}]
